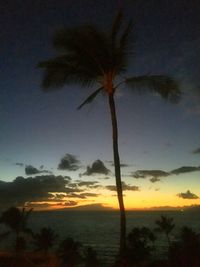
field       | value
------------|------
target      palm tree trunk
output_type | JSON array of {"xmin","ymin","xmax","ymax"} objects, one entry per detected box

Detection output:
[{"xmin": 108, "ymin": 93, "xmax": 126, "ymax": 255}]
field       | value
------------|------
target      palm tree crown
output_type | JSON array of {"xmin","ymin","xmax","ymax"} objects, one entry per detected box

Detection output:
[
  {"xmin": 155, "ymin": 215, "xmax": 175, "ymax": 245},
  {"xmin": 39, "ymin": 10, "xmax": 180, "ymax": 103}
]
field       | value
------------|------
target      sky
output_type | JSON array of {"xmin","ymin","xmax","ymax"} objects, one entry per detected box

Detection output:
[{"xmin": 0, "ymin": 0, "xmax": 200, "ymax": 211}]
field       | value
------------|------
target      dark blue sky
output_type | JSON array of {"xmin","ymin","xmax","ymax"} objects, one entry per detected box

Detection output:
[{"xmin": 0, "ymin": 0, "xmax": 200, "ymax": 209}]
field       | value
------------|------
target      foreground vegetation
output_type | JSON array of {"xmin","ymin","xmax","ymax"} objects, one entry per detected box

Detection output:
[{"xmin": 0, "ymin": 207, "xmax": 199, "ymax": 267}]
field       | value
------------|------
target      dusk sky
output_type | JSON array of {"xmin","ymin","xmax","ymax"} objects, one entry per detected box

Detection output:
[{"xmin": 1, "ymin": 0, "xmax": 200, "ymax": 210}]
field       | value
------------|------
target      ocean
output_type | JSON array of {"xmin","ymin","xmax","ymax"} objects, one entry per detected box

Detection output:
[{"xmin": 29, "ymin": 209, "xmax": 200, "ymax": 265}]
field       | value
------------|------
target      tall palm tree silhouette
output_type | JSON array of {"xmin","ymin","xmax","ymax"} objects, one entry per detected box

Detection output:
[{"xmin": 39, "ymin": 10, "xmax": 180, "ymax": 254}]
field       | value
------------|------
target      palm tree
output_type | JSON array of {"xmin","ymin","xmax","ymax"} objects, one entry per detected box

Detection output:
[
  {"xmin": 33, "ymin": 227, "xmax": 57, "ymax": 255},
  {"xmin": 38, "ymin": 10, "xmax": 180, "ymax": 255},
  {"xmin": 58, "ymin": 237, "xmax": 82, "ymax": 267},
  {"xmin": 0, "ymin": 206, "xmax": 33, "ymax": 251},
  {"xmin": 155, "ymin": 215, "xmax": 175, "ymax": 246},
  {"xmin": 84, "ymin": 246, "xmax": 100, "ymax": 267}
]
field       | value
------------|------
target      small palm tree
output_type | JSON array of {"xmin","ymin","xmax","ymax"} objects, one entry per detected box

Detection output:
[
  {"xmin": 58, "ymin": 237, "xmax": 82, "ymax": 267},
  {"xmin": 33, "ymin": 227, "xmax": 57, "ymax": 255},
  {"xmin": 39, "ymin": 10, "xmax": 180, "ymax": 255},
  {"xmin": 126, "ymin": 227, "xmax": 156, "ymax": 264},
  {"xmin": 0, "ymin": 206, "xmax": 33, "ymax": 252},
  {"xmin": 170, "ymin": 226, "xmax": 200, "ymax": 267},
  {"xmin": 155, "ymin": 215, "xmax": 175, "ymax": 246},
  {"xmin": 84, "ymin": 246, "xmax": 100, "ymax": 267}
]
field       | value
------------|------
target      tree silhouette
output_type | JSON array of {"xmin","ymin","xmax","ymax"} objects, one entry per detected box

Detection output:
[
  {"xmin": 155, "ymin": 215, "xmax": 175, "ymax": 246},
  {"xmin": 0, "ymin": 206, "xmax": 33, "ymax": 252},
  {"xmin": 39, "ymin": 10, "xmax": 180, "ymax": 255},
  {"xmin": 84, "ymin": 246, "xmax": 100, "ymax": 267},
  {"xmin": 58, "ymin": 237, "xmax": 82, "ymax": 267},
  {"xmin": 169, "ymin": 226, "xmax": 200, "ymax": 267},
  {"xmin": 125, "ymin": 227, "xmax": 156, "ymax": 265},
  {"xmin": 33, "ymin": 227, "xmax": 57, "ymax": 255}
]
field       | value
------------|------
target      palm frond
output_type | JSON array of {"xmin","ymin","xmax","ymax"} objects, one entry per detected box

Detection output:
[
  {"xmin": 126, "ymin": 75, "xmax": 180, "ymax": 103},
  {"xmin": 111, "ymin": 9, "xmax": 123, "ymax": 44},
  {"xmin": 38, "ymin": 56, "xmax": 97, "ymax": 90},
  {"xmin": 53, "ymin": 25, "xmax": 111, "ymax": 73},
  {"xmin": 113, "ymin": 19, "xmax": 133, "ymax": 74},
  {"xmin": 77, "ymin": 87, "xmax": 103, "ymax": 110}
]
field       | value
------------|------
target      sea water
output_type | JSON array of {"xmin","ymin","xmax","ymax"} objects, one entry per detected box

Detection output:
[
  {"xmin": 29, "ymin": 210, "xmax": 200, "ymax": 265},
  {"xmin": 1, "ymin": 210, "xmax": 200, "ymax": 265}
]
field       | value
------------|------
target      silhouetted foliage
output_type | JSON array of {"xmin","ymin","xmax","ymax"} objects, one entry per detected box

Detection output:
[
  {"xmin": 155, "ymin": 215, "xmax": 175, "ymax": 246},
  {"xmin": 169, "ymin": 226, "xmax": 200, "ymax": 267},
  {"xmin": 33, "ymin": 227, "xmax": 57, "ymax": 255},
  {"xmin": 125, "ymin": 227, "xmax": 156, "ymax": 264},
  {"xmin": 84, "ymin": 246, "xmax": 100, "ymax": 267},
  {"xmin": 58, "ymin": 237, "xmax": 82, "ymax": 267},
  {"xmin": 0, "ymin": 206, "xmax": 33, "ymax": 252}
]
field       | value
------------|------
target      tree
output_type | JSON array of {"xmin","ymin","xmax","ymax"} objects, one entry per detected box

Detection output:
[
  {"xmin": 0, "ymin": 206, "xmax": 33, "ymax": 251},
  {"xmin": 58, "ymin": 237, "xmax": 82, "ymax": 267},
  {"xmin": 169, "ymin": 226, "xmax": 200, "ymax": 267},
  {"xmin": 38, "ymin": 10, "xmax": 180, "ymax": 255},
  {"xmin": 33, "ymin": 227, "xmax": 57, "ymax": 255},
  {"xmin": 155, "ymin": 215, "xmax": 175, "ymax": 246},
  {"xmin": 126, "ymin": 227, "xmax": 156, "ymax": 264},
  {"xmin": 83, "ymin": 246, "xmax": 100, "ymax": 267}
]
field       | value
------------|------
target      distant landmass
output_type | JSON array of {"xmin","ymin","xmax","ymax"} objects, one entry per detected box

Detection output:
[
  {"xmin": 59, "ymin": 204, "xmax": 200, "ymax": 212},
  {"xmin": 146, "ymin": 205, "xmax": 200, "ymax": 211},
  {"xmin": 63, "ymin": 203, "xmax": 114, "ymax": 211}
]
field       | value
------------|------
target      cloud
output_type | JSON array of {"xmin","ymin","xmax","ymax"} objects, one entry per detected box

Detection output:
[
  {"xmin": 83, "ymin": 160, "xmax": 110, "ymax": 176},
  {"xmin": 68, "ymin": 203, "xmax": 113, "ymax": 211},
  {"xmin": 25, "ymin": 165, "xmax": 51, "ymax": 175},
  {"xmin": 15, "ymin": 162, "xmax": 24, "ymax": 167},
  {"xmin": 133, "ymin": 170, "xmax": 169, "ymax": 179},
  {"xmin": 67, "ymin": 192, "xmax": 99, "ymax": 199},
  {"xmin": 193, "ymin": 148, "xmax": 200, "ymax": 154},
  {"xmin": 63, "ymin": 200, "xmax": 78, "ymax": 207},
  {"xmin": 177, "ymin": 190, "xmax": 199, "ymax": 199},
  {"xmin": 106, "ymin": 181, "xmax": 139, "ymax": 192},
  {"xmin": 77, "ymin": 181, "xmax": 99, "ymax": 187},
  {"xmin": 133, "ymin": 165, "xmax": 200, "ymax": 179},
  {"xmin": 108, "ymin": 161, "xmax": 130, "ymax": 168},
  {"xmin": 58, "ymin": 154, "xmax": 80, "ymax": 171},
  {"xmin": 171, "ymin": 166, "xmax": 200, "ymax": 175},
  {"xmin": 149, "ymin": 177, "xmax": 161, "ymax": 183},
  {"xmin": 0, "ymin": 175, "xmax": 82, "ymax": 208}
]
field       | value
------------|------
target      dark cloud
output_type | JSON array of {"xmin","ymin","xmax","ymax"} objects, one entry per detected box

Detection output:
[
  {"xmin": 0, "ymin": 175, "xmax": 82, "ymax": 208},
  {"xmin": 171, "ymin": 166, "xmax": 200, "ymax": 175},
  {"xmin": 67, "ymin": 181, "xmax": 100, "ymax": 190},
  {"xmin": 25, "ymin": 165, "xmax": 51, "ymax": 175},
  {"xmin": 193, "ymin": 148, "xmax": 200, "ymax": 154},
  {"xmin": 15, "ymin": 162, "xmax": 24, "ymax": 167},
  {"xmin": 63, "ymin": 200, "xmax": 78, "ymax": 207},
  {"xmin": 106, "ymin": 182, "xmax": 139, "ymax": 192},
  {"xmin": 79, "ymin": 192, "xmax": 99, "ymax": 198},
  {"xmin": 133, "ymin": 170, "xmax": 169, "ymax": 179},
  {"xmin": 133, "ymin": 165, "xmax": 200, "ymax": 179},
  {"xmin": 58, "ymin": 154, "xmax": 80, "ymax": 171},
  {"xmin": 77, "ymin": 181, "xmax": 98, "ymax": 187},
  {"xmin": 149, "ymin": 177, "xmax": 161, "ymax": 183},
  {"xmin": 108, "ymin": 161, "xmax": 130, "ymax": 168},
  {"xmin": 177, "ymin": 190, "xmax": 199, "ymax": 199},
  {"xmin": 67, "ymin": 192, "xmax": 99, "ymax": 199},
  {"xmin": 83, "ymin": 160, "xmax": 110, "ymax": 176},
  {"xmin": 98, "ymin": 176, "xmax": 110, "ymax": 180}
]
